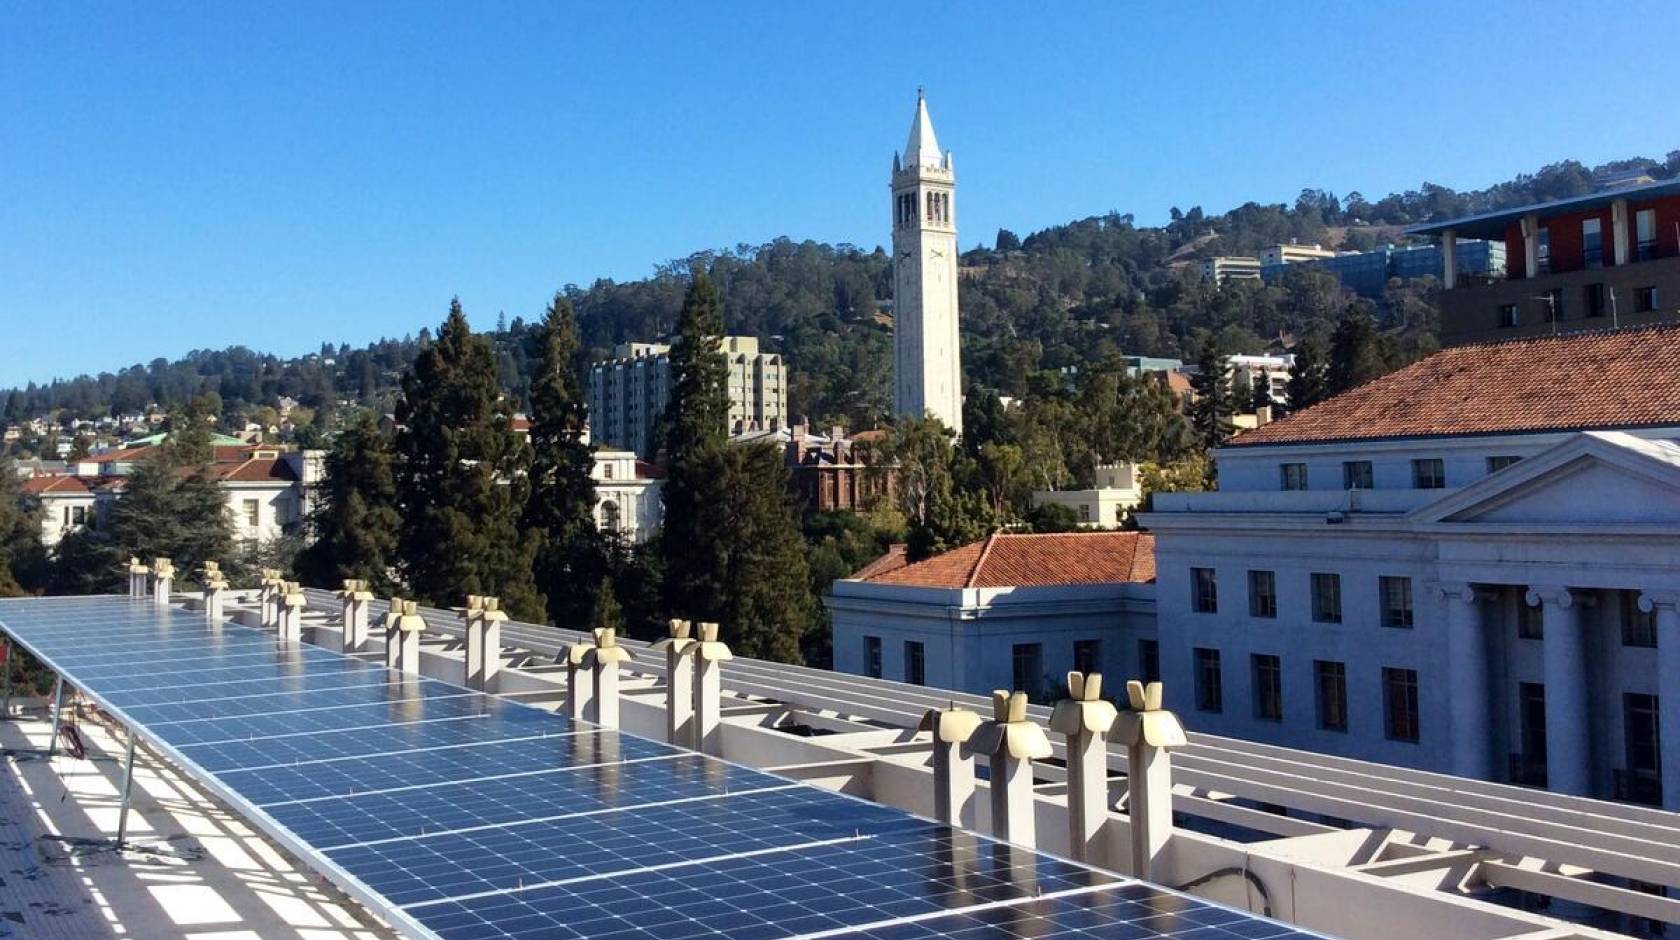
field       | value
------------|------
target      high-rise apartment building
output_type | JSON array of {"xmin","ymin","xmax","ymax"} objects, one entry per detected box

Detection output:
[{"xmin": 587, "ymin": 336, "xmax": 786, "ymax": 458}]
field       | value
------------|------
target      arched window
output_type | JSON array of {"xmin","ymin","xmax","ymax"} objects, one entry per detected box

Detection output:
[{"xmin": 600, "ymin": 500, "xmax": 621, "ymax": 532}]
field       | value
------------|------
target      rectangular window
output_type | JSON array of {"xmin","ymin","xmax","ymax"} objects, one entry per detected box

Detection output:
[
  {"xmin": 1498, "ymin": 303, "xmax": 1519, "ymax": 329},
  {"xmin": 1622, "ymin": 591, "xmax": 1658, "ymax": 648},
  {"xmin": 1073, "ymin": 639, "xmax": 1102, "ymax": 676},
  {"xmin": 904, "ymin": 641, "xmax": 925, "ymax": 686},
  {"xmin": 243, "ymin": 499, "xmax": 261, "ymax": 528},
  {"xmin": 1412, "ymin": 458, "xmax": 1445, "ymax": 489},
  {"xmin": 1625, "ymin": 692, "xmax": 1661, "ymax": 775},
  {"xmin": 1637, "ymin": 208, "xmax": 1657, "ymax": 260},
  {"xmin": 1383, "ymin": 667, "xmax": 1421, "ymax": 743},
  {"xmin": 1517, "ymin": 599, "xmax": 1544, "ymax": 640},
  {"xmin": 1279, "ymin": 463, "xmax": 1308, "ymax": 491},
  {"xmin": 1012, "ymin": 643, "xmax": 1043, "ymax": 695},
  {"xmin": 1315, "ymin": 660, "xmax": 1348, "ymax": 732},
  {"xmin": 1311, "ymin": 573, "xmax": 1342, "ymax": 624},
  {"xmin": 1252, "ymin": 654, "xmax": 1283, "ymax": 722},
  {"xmin": 1194, "ymin": 648, "xmax": 1223, "ymax": 713},
  {"xmin": 1582, "ymin": 217, "xmax": 1603, "ymax": 268},
  {"xmin": 1342, "ymin": 461, "xmax": 1373, "ymax": 490},
  {"xmin": 1191, "ymin": 567, "xmax": 1218, "ymax": 613},
  {"xmin": 863, "ymin": 636, "xmax": 882, "ymax": 678},
  {"xmin": 1248, "ymin": 570, "xmax": 1278, "ymax": 619},
  {"xmin": 1137, "ymin": 639, "xmax": 1160, "ymax": 684},
  {"xmin": 1487, "ymin": 455, "xmax": 1520, "ymax": 473},
  {"xmin": 1380, "ymin": 577, "xmax": 1414, "ymax": 628},
  {"xmin": 1636, "ymin": 286, "xmax": 1659, "ymax": 313},
  {"xmin": 1536, "ymin": 226, "xmax": 1551, "ymax": 274},
  {"xmin": 1584, "ymin": 282, "xmax": 1606, "ymax": 318},
  {"xmin": 71, "ymin": 506, "xmax": 86, "ymax": 524}
]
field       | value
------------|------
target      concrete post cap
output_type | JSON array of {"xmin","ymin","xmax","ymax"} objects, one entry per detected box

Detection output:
[
  {"xmin": 1050, "ymin": 671, "xmax": 1120, "ymax": 736},
  {"xmin": 337, "ymin": 579, "xmax": 374, "ymax": 599},
  {"xmin": 694, "ymin": 621, "xmax": 732, "ymax": 662},
  {"xmin": 970, "ymin": 690, "xmax": 1053, "ymax": 761},
  {"xmin": 588, "ymin": 628, "xmax": 633, "ymax": 666},
  {"xmin": 652, "ymin": 619, "xmax": 698, "ymax": 655},
  {"xmin": 918, "ymin": 703, "xmax": 982, "ymax": 743},
  {"xmin": 382, "ymin": 598, "xmax": 408, "ymax": 629},
  {"xmin": 456, "ymin": 595, "xmax": 484, "ymax": 622},
  {"xmin": 152, "ymin": 558, "xmax": 176, "ymax": 578},
  {"xmin": 396, "ymin": 600, "xmax": 426, "ymax": 632},
  {"xmin": 1114, "ymin": 680, "xmax": 1188, "ymax": 749},
  {"xmin": 480, "ymin": 597, "xmax": 509, "ymax": 624},
  {"xmin": 127, "ymin": 557, "xmax": 150, "ymax": 575},
  {"xmin": 281, "ymin": 582, "xmax": 307, "ymax": 606}
]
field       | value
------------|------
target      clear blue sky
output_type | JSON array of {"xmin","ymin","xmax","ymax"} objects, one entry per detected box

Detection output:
[{"xmin": 4, "ymin": 2, "xmax": 1677, "ymax": 388}]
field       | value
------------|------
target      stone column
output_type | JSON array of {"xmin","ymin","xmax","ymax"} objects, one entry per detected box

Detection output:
[
  {"xmin": 1521, "ymin": 212, "xmax": 1540, "ymax": 275},
  {"xmin": 383, "ymin": 598, "xmax": 410, "ymax": 672},
  {"xmin": 692, "ymin": 623, "xmax": 731, "ymax": 756},
  {"xmin": 337, "ymin": 580, "xmax": 373, "ymax": 653},
  {"xmin": 918, "ymin": 705, "xmax": 981, "ymax": 827},
  {"xmin": 1435, "ymin": 582, "xmax": 1492, "ymax": 779},
  {"xmin": 475, "ymin": 600, "xmax": 507, "ymax": 693},
  {"xmin": 564, "ymin": 639, "xmax": 595, "ymax": 723},
  {"xmin": 652, "ymin": 620, "xmax": 697, "ymax": 747},
  {"xmin": 126, "ymin": 558, "xmax": 148, "ymax": 599},
  {"xmin": 1115, "ymin": 680, "xmax": 1188, "ymax": 882},
  {"xmin": 588, "ymin": 628, "xmax": 633, "ymax": 729},
  {"xmin": 1640, "ymin": 592, "xmax": 1680, "ymax": 810},
  {"xmin": 1527, "ymin": 586, "xmax": 1592, "ymax": 796},
  {"xmin": 150, "ymin": 557, "xmax": 174, "ymax": 607},
  {"xmin": 1050, "ymin": 672, "xmax": 1119, "ymax": 865},
  {"xmin": 391, "ymin": 601, "xmax": 424, "ymax": 674},
  {"xmin": 458, "ymin": 596, "xmax": 486, "ymax": 688},
  {"xmin": 970, "ymin": 690, "xmax": 1052, "ymax": 849},
  {"xmin": 202, "ymin": 562, "xmax": 228, "ymax": 626},
  {"xmin": 276, "ymin": 582, "xmax": 305, "ymax": 642}
]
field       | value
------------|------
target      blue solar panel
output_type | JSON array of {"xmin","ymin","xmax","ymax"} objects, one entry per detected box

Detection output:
[{"xmin": 0, "ymin": 596, "xmax": 1328, "ymax": 940}]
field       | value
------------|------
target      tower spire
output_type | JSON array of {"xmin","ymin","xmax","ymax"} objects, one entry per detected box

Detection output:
[{"xmin": 903, "ymin": 89, "xmax": 942, "ymax": 171}]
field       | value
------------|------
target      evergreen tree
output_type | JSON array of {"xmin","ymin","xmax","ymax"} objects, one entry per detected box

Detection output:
[
  {"xmin": 659, "ymin": 275, "xmax": 811, "ymax": 662},
  {"xmin": 1188, "ymin": 338, "xmax": 1235, "ymax": 450},
  {"xmin": 1327, "ymin": 304, "xmax": 1388, "ymax": 395},
  {"xmin": 587, "ymin": 576, "xmax": 623, "ymax": 633},
  {"xmin": 295, "ymin": 409, "xmax": 401, "ymax": 593},
  {"xmin": 0, "ymin": 450, "xmax": 44, "ymax": 596},
  {"xmin": 1251, "ymin": 372, "xmax": 1275, "ymax": 414},
  {"xmin": 1285, "ymin": 338, "xmax": 1328, "ymax": 412},
  {"xmin": 524, "ymin": 293, "xmax": 604, "ymax": 628},
  {"xmin": 394, "ymin": 300, "xmax": 545, "ymax": 620},
  {"xmin": 52, "ymin": 448, "xmax": 232, "ymax": 594}
]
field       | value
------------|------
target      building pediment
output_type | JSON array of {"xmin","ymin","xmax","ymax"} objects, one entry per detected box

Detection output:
[{"xmin": 1411, "ymin": 431, "xmax": 1680, "ymax": 525}]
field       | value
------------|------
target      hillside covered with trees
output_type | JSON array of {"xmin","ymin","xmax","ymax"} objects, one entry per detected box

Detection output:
[{"xmin": 7, "ymin": 153, "xmax": 1676, "ymax": 438}]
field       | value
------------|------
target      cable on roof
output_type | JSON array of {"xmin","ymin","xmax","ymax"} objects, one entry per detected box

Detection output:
[{"xmin": 1173, "ymin": 866, "xmax": 1272, "ymax": 917}]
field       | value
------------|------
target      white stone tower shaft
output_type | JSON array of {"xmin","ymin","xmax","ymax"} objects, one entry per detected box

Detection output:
[{"xmin": 891, "ymin": 91, "xmax": 962, "ymax": 435}]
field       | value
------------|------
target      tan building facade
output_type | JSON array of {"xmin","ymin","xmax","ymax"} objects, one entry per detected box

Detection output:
[{"xmin": 587, "ymin": 335, "xmax": 787, "ymax": 459}]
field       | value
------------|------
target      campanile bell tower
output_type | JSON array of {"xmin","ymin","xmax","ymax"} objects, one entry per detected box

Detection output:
[{"xmin": 891, "ymin": 89, "xmax": 962, "ymax": 435}]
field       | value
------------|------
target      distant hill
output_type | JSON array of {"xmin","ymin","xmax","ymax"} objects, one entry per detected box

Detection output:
[{"xmin": 6, "ymin": 152, "xmax": 1676, "ymax": 435}]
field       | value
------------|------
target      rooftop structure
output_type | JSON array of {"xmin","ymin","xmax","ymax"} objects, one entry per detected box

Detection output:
[
  {"xmin": 587, "ymin": 335, "xmax": 788, "ymax": 458},
  {"xmin": 0, "ymin": 592, "xmax": 1323, "ymax": 940},
  {"xmin": 1408, "ymin": 178, "xmax": 1680, "ymax": 345},
  {"xmin": 1199, "ymin": 256, "xmax": 1262, "ymax": 282},
  {"xmin": 1142, "ymin": 326, "xmax": 1680, "ymax": 828},
  {"xmin": 1031, "ymin": 463, "xmax": 1147, "ymax": 528},
  {"xmin": 42, "ymin": 582, "xmax": 1676, "ymax": 939},
  {"xmin": 892, "ymin": 91, "xmax": 964, "ymax": 434}
]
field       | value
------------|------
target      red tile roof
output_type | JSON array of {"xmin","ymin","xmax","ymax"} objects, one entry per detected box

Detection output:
[
  {"xmin": 22, "ymin": 475, "xmax": 93, "ymax": 496},
  {"xmin": 851, "ymin": 544, "xmax": 909, "ymax": 581},
  {"xmin": 1232, "ymin": 324, "xmax": 1680, "ymax": 448},
  {"xmin": 861, "ymin": 532, "xmax": 1155, "ymax": 589},
  {"xmin": 214, "ymin": 458, "xmax": 299, "ymax": 483}
]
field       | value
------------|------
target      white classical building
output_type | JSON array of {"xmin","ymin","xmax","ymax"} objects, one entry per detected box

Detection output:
[
  {"xmin": 1141, "ymin": 324, "xmax": 1680, "ymax": 810},
  {"xmin": 891, "ymin": 91, "xmax": 963, "ymax": 435},
  {"xmin": 591, "ymin": 449, "xmax": 663, "ymax": 543},
  {"xmin": 828, "ymin": 532, "xmax": 1158, "ymax": 697}
]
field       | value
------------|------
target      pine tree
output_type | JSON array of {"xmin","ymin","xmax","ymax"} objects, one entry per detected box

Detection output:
[
  {"xmin": 295, "ymin": 409, "xmax": 401, "ymax": 593},
  {"xmin": 0, "ymin": 450, "xmax": 44, "ymax": 596},
  {"xmin": 659, "ymin": 274, "xmax": 811, "ymax": 662},
  {"xmin": 1327, "ymin": 304, "xmax": 1388, "ymax": 395},
  {"xmin": 1285, "ymin": 338, "xmax": 1328, "ymax": 412},
  {"xmin": 394, "ymin": 300, "xmax": 545, "ymax": 620},
  {"xmin": 1251, "ymin": 372, "xmax": 1274, "ymax": 414},
  {"xmin": 524, "ymin": 293, "xmax": 604, "ymax": 628},
  {"xmin": 1188, "ymin": 337, "xmax": 1234, "ymax": 450},
  {"xmin": 52, "ymin": 448, "xmax": 233, "ymax": 594}
]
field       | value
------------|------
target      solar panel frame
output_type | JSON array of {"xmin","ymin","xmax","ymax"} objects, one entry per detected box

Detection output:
[{"xmin": 0, "ymin": 596, "xmax": 1330, "ymax": 940}]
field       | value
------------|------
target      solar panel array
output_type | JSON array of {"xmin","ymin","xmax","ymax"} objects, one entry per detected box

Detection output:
[{"xmin": 0, "ymin": 596, "xmax": 1323, "ymax": 940}]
